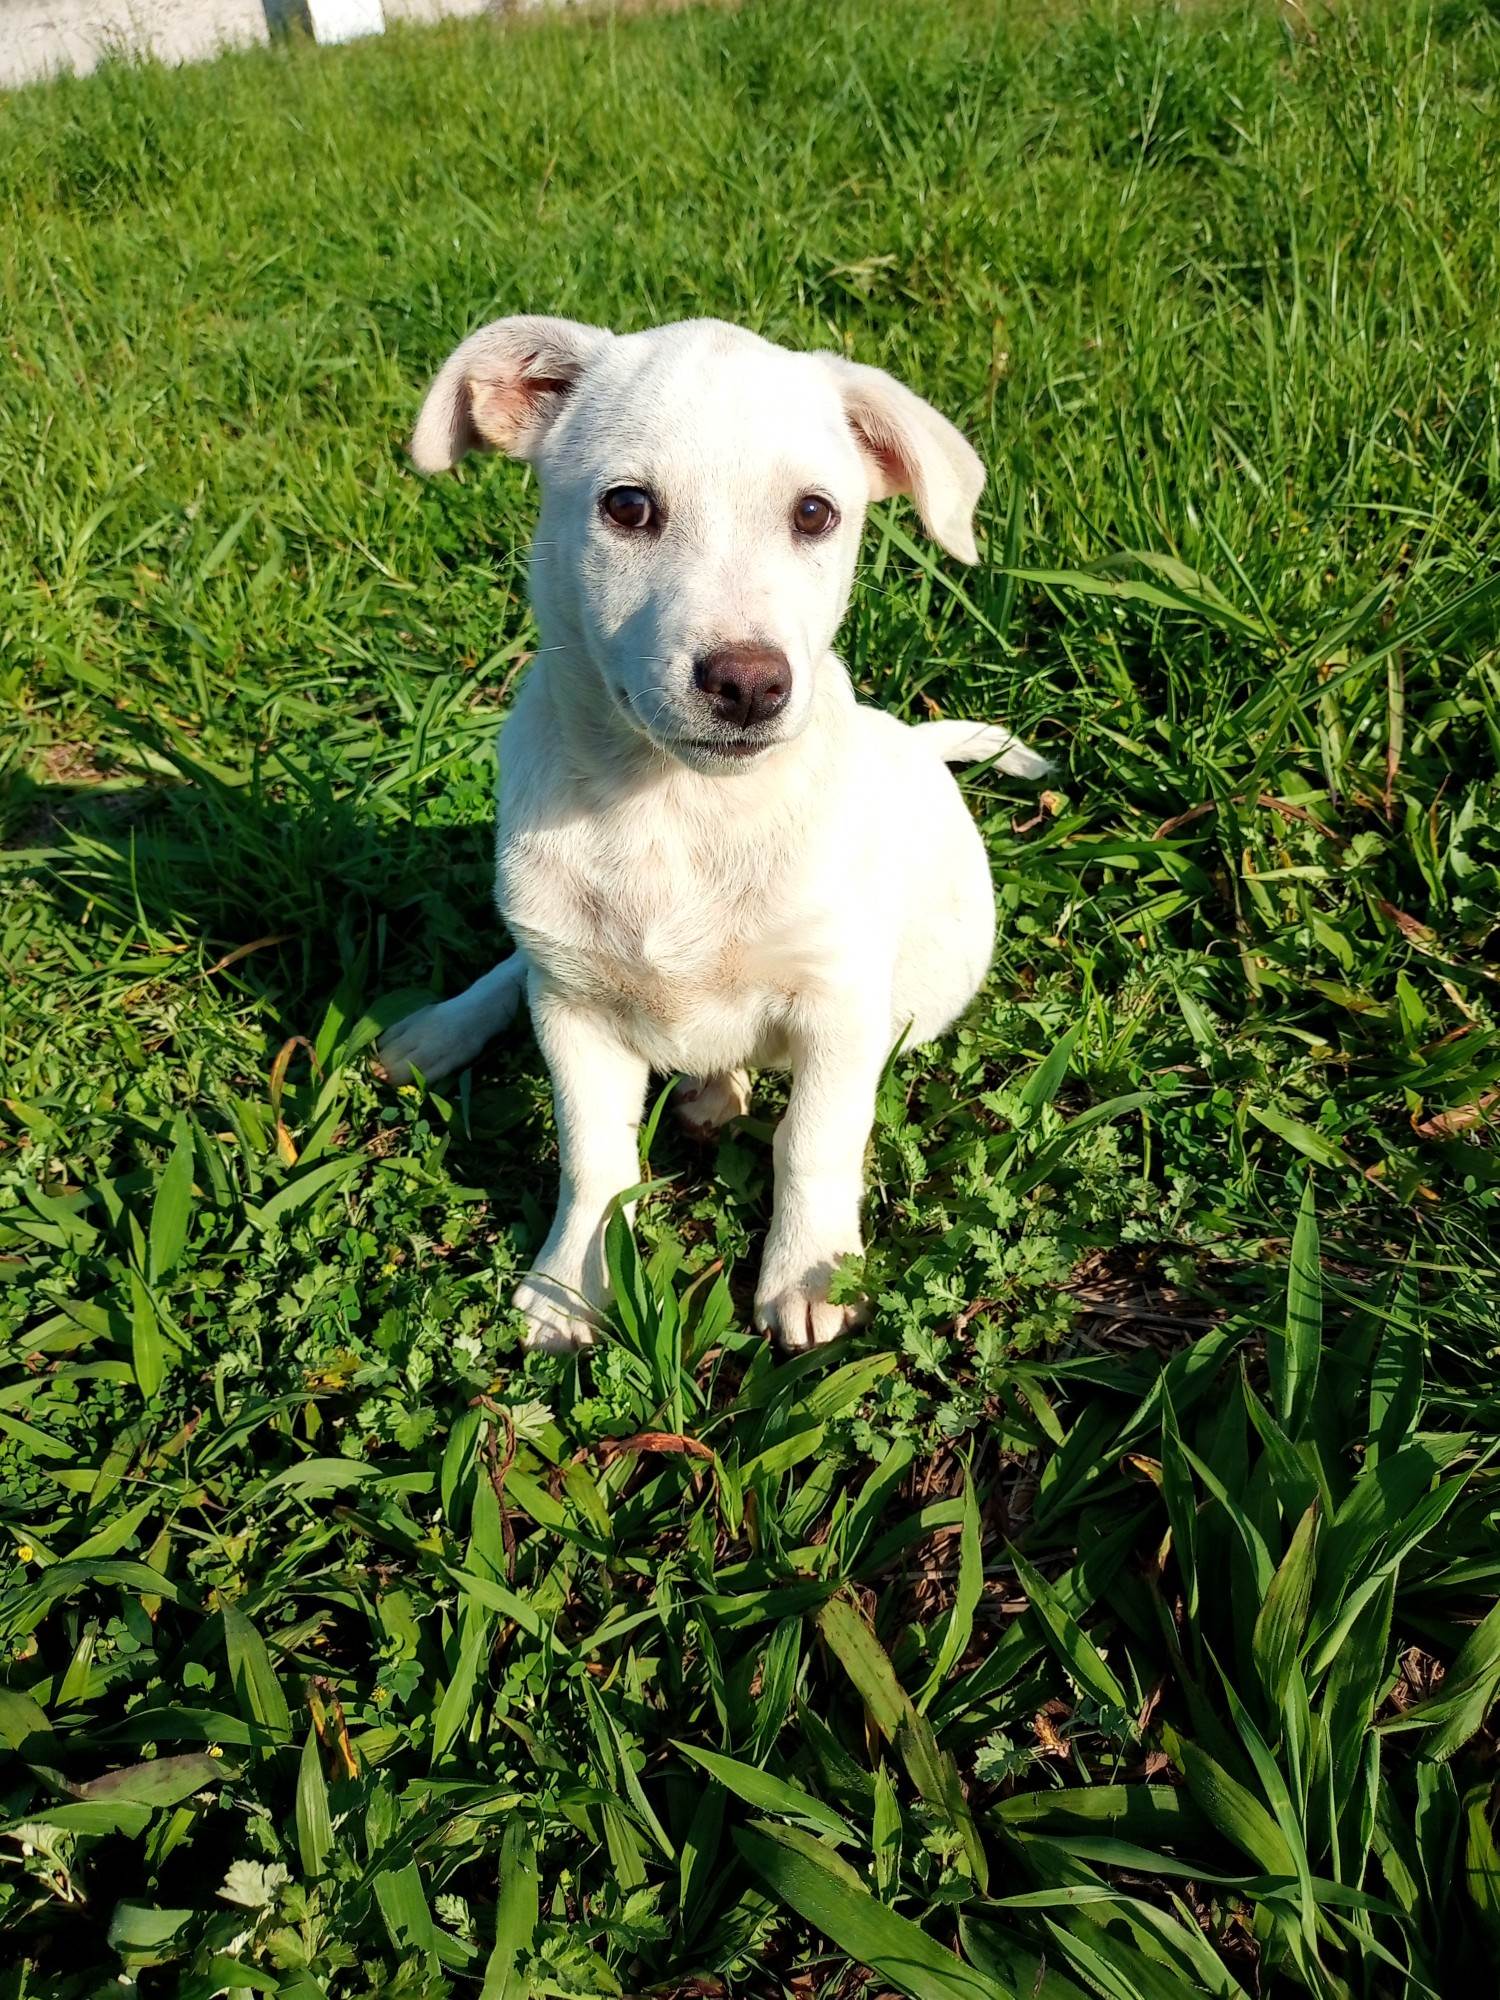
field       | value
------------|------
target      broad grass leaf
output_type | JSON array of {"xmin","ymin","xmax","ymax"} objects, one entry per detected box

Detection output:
[
  {"xmin": 129, "ymin": 1267, "xmax": 164, "ymax": 1402},
  {"xmin": 1039, "ymin": 1910, "xmax": 1232, "ymax": 2000},
  {"xmin": 262, "ymin": 1458, "xmax": 386, "ymax": 1497},
  {"xmin": 840, "ymin": 1441, "xmax": 916, "ymax": 1573},
  {"xmin": 1165, "ymin": 1727, "xmax": 1296, "ymax": 1878},
  {"xmin": 1247, "ymin": 1104, "xmax": 1353, "ymax": 1171},
  {"xmin": 673, "ymin": 1741, "xmax": 853, "ymax": 1843},
  {"xmin": 601, "ymin": 1800, "xmax": 647, "ymax": 1892},
  {"xmin": 873, "ymin": 1764, "xmax": 902, "ymax": 1898},
  {"xmin": 499, "ymin": 1468, "xmax": 568, "ymax": 1532},
  {"xmin": 1177, "ymin": 1439, "xmax": 1275, "ymax": 1597},
  {"xmin": 704, "ymin": 1580, "xmax": 834, "ymax": 1629},
  {"xmin": 743, "ymin": 1817, "xmax": 866, "ymax": 1890},
  {"xmin": 898, "ymin": 1713, "xmax": 989, "ymax": 1892},
  {"xmin": 1412, "ymin": 1758, "xmax": 1462, "ymax": 1913},
  {"xmin": 1019, "ymin": 1024, "xmax": 1078, "ymax": 1114},
  {"xmin": 863, "ymin": 1495, "xmax": 970, "ymax": 1574},
  {"xmin": 788, "ymin": 1351, "xmax": 899, "ymax": 1424},
  {"xmin": 106, "ymin": 1903, "xmax": 197, "ymax": 1967},
  {"xmin": 1239, "ymin": 1373, "xmax": 1324, "ymax": 1520},
  {"xmin": 25, "ymin": 1799, "xmax": 152, "ymax": 1836},
  {"xmin": 438, "ymin": 1409, "xmax": 482, "ymax": 1530},
  {"xmin": 431, "ymin": 1605, "xmax": 492, "ymax": 1761},
  {"xmin": 295, "ymin": 1724, "xmax": 333, "ymax": 1878},
  {"xmin": 100, "ymin": 1705, "xmax": 257, "ymax": 1749},
  {"xmin": 79, "ymin": 1751, "xmax": 222, "ymax": 1808},
  {"xmin": 374, "ymin": 1861, "xmax": 437, "ymax": 1959},
  {"xmin": 147, "ymin": 1127, "xmax": 195, "ymax": 1283},
  {"xmin": 797, "ymin": 1698, "xmax": 877, "ymax": 1816},
  {"xmin": 448, "ymin": 1566, "xmax": 570, "ymax": 1650},
  {"xmin": 68, "ymin": 1494, "xmax": 158, "ymax": 1563},
  {"xmin": 560, "ymin": 1459, "xmax": 612, "ymax": 1541},
  {"xmin": 747, "ymin": 1618, "xmax": 802, "ymax": 1761},
  {"xmin": 1267, "ymin": 1179, "xmax": 1322, "ymax": 1434},
  {"xmin": 1321, "ymin": 1574, "xmax": 1395, "ymax": 1815},
  {"xmin": 993, "ymin": 1785, "xmax": 1206, "ymax": 1839},
  {"xmin": 918, "ymin": 1467, "xmax": 982, "ymax": 1709},
  {"xmin": 1033, "ymin": 1325, "xmax": 1239, "ymax": 1529},
  {"xmin": 935, "ymin": 1511, "xmax": 1141, "ymax": 1727},
  {"xmin": 1009, "ymin": 1830, "xmax": 1255, "ymax": 1995},
  {"xmin": 959, "ymin": 1918, "xmax": 1092, "ymax": 1999},
  {"xmin": 1384, "ymin": 1600, "xmax": 1500, "ymax": 1759},
  {"xmin": 195, "ymin": 1955, "xmax": 280, "ymax": 1993},
  {"xmin": 735, "ymin": 1824, "xmax": 1006, "ymax": 2000},
  {"xmin": 585, "ymin": 1683, "xmax": 674, "ymax": 1862},
  {"xmin": 1017, "ymin": 1832, "xmax": 1243, "ymax": 1883},
  {"xmin": 1307, "ymin": 1441, "xmax": 1469, "ymax": 1663},
  {"xmin": 222, "ymin": 1607, "xmax": 291, "ymax": 1745},
  {"xmin": 602, "ymin": 1199, "xmax": 653, "ymax": 1349},
  {"xmin": 470, "ymin": 1455, "xmax": 510, "ymax": 1576},
  {"xmin": 785, "ymin": 1457, "xmax": 850, "ymax": 1546},
  {"xmin": 246, "ymin": 1156, "xmax": 361, "ymax": 1232},
  {"xmin": 1210, "ymin": 1663, "xmax": 1318, "ymax": 1946},
  {"xmin": 1014, "ymin": 1089, "xmax": 1160, "ymax": 1195},
  {"xmin": 1465, "ymin": 1788, "xmax": 1500, "ymax": 1941},
  {"xmin": 1252, "ymin": 1502, "xmax": 1318, "ymax": 1707},
  {"xmin": 7, "ymin": 1560, "xmax": 182, "ymax": 1643},
  {"xmin": 1158, "ymin": 1384, "xmax": 1200, "ymax": 1627},
  {"xmin": 637, "ymin": 1073, "xmax": 677, "ymax": 1170},
  {"xmin": 1007, "ymin": 1543, "xmax": 1129, "ymax": 1711},
  {"xmin": 685, "ymin": 1262, "xmax": 735, "ymax": 1367},
  {"xmin": 480, "ymin": 1820, "xmax": 537, "ymax": 2000},
  {"xmin": 816, "ymin": 1595, "xmax": 914, "ymax": 1739},
  {"xmin": 741, "ymin": 1424, "xmax": 827, "ymax": 1482},
  {"xmin": 0, "ymin": 1688, "xmax": 53, "ymax": 1751},
  {"xmin": 1368, "ymin": 1264, "xmax": 1424, "ymax": 1464},
  {"xmin": 679, "ymin": 1782, "xmax": 724, "ymax": 1943},
  {"xmin": 0, "ymin": 1409, "xmax": 74, "ymax": 1460}
]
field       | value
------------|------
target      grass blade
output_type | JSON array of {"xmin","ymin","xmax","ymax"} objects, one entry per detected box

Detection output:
[
  {"xmin": 480, "ymin": 1821, "xmax": 537, "ymax": 2000},
  {"xmin": 673, "ymin": 1741, "xmax": 854, "ymax": 1843},
  {"xmin": 736, "ymin": 1824, "xmax": 1006, "ymax": 2000}
]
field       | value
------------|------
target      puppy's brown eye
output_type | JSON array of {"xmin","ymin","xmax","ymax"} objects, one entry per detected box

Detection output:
[
  {"xmin": 792, "ymin": 492, "xmax": 837, "ymax": 538},
  {"xmin": 601, "ymin": 485, "xmax": 656, "ymax": 531}
]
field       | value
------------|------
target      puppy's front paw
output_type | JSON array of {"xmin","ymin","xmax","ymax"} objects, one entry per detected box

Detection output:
[
  {"xmin": 754, "ymin": 1253, "xmax": 871, "ymax": 1352},
  {"xmin": 376, "ymin": 1003, "xmax": 475, "ymax": 1087},
  {"xmin": 513, "ymin": 1272, "xmax": 597, "ymax": 1352}
]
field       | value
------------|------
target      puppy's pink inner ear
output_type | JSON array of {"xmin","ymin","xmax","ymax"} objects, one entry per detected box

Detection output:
[
  {"xmin": 469, "ymin": 365, "xmax": 576, "ymax": 454},
  {"xmin": 847, "ymin": 410, "xmax": 910, "ymax": 502}
]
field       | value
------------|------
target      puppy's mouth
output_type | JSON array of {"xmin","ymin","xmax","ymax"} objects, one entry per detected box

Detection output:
[
  {"xmin": 680, "ymin": 735, "xmax": 777, "ymax": 763},
  {"xmin": 612, "ymin": 688, "xmax": 783, "ymax": 767}
]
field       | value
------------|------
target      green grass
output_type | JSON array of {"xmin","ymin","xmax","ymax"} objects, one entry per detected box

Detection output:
[{"xmin": 3, "ymin": 0, "xmax": 1500, "ymax": 1991}]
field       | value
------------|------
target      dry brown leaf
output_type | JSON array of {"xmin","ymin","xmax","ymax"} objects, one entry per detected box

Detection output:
[{"xmin": 1411, "ymin": 1092, "xmax": 1500, "ymax": 1140}]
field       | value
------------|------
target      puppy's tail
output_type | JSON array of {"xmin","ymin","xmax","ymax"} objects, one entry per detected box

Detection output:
[{"xmin": 916, "ymin": 718, "xmax": 1049, "ymax": 778}]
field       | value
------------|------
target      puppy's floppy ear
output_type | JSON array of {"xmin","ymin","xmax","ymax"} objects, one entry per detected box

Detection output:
[
  {"xmin": 822, "ymin": 355, "xmax": 985, "ymax": 564},
  {"xmin": 411, "ymin": 315, "xmax": 613, "ymax": 474}
]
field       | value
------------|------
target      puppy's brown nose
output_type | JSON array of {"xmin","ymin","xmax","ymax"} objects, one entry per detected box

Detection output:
[{"xmin": 692, "ymin": 643, "xmax": 790, "ymax": 729}]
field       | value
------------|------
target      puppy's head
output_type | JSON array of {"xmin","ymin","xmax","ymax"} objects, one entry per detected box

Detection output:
[{"xmin": 412, "ymin": 316, "xmax": 984, "ymax": 772}]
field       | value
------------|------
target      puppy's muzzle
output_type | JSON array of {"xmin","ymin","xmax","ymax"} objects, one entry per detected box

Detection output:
[{"xmin": 692, "ymin": 643, "xmax": 791, "ymax": 731}]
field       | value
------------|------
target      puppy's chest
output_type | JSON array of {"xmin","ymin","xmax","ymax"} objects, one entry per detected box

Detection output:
[{"xmin": 502, "ymin": 832, "xmax": 787, "ymax": 1021}]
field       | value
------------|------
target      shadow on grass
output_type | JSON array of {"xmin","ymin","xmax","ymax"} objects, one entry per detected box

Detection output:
[
  {"xmin": 4, "ymin": 730, "xmax": 769, "ymax": 1242},
  {"xmin": 11, "ymin": 728, "xmax": 498, "ymax": 993}
]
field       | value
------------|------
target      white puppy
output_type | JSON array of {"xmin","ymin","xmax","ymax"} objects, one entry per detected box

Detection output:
[{"xmin": 380, "ymin": 316, "xmax": 1044, "ymax": 1351}]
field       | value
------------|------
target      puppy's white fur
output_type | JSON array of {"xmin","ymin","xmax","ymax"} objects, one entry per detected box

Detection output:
[{"xmin": 382, "ymin": 316, "xmax": 1044, "ymax": 1351}]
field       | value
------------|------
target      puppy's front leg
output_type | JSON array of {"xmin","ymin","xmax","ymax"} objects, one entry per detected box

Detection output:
[
  {"xmin": 515, "ymin": 988, "xmax": 649, "ymax": 1351},
  {"xmin": 755, "ymin": 1004, "xmax": 888, "ymax": 1351}
]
